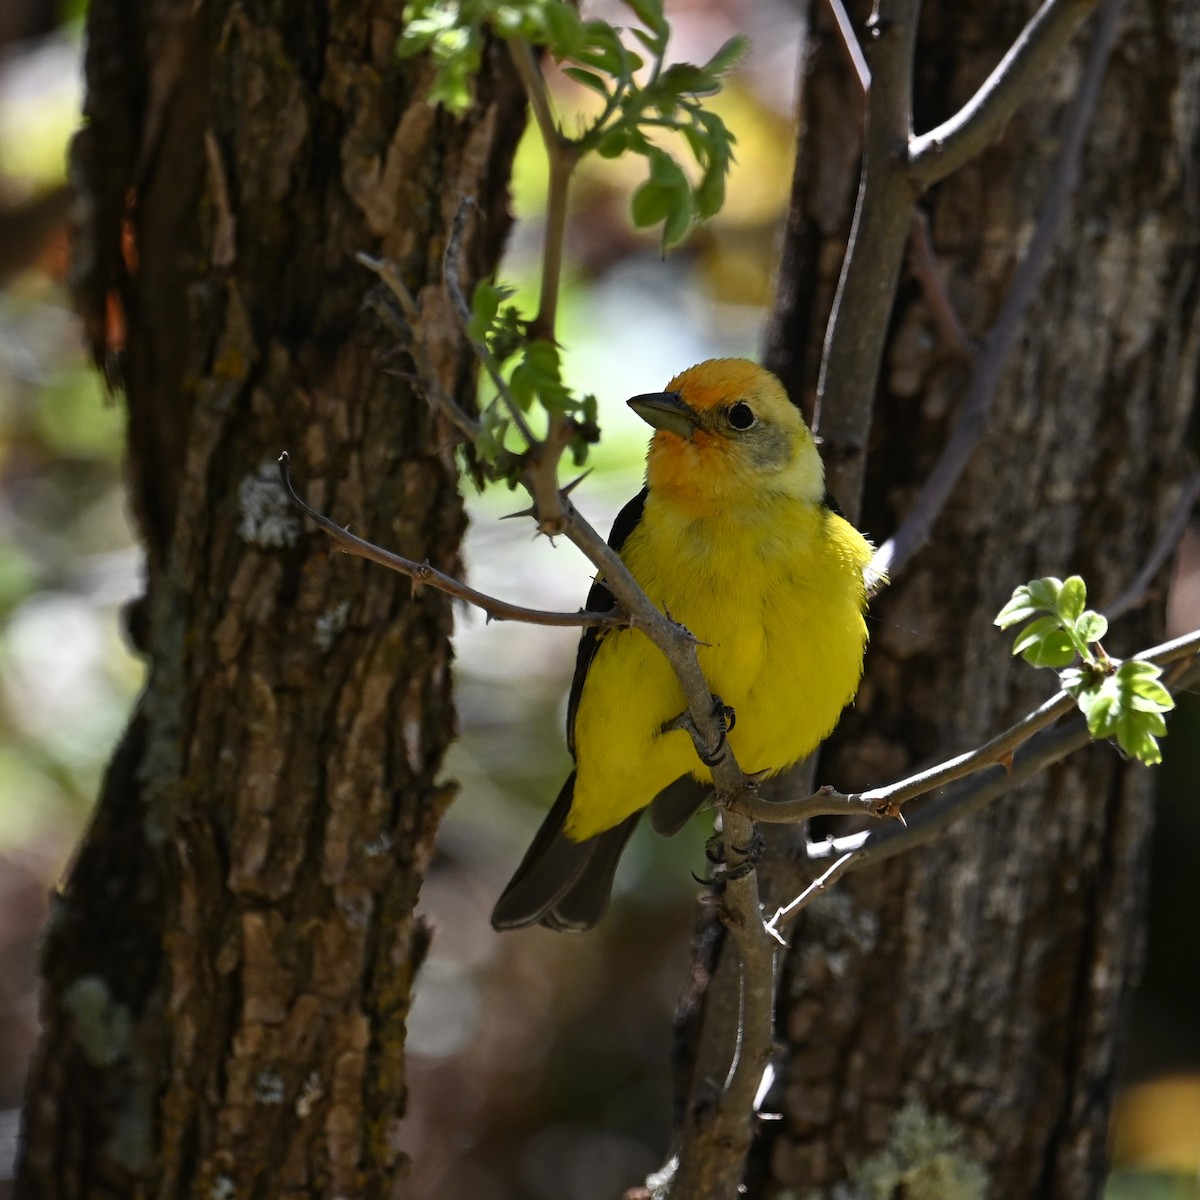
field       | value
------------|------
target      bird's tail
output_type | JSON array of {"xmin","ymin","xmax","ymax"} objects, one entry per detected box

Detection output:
[{"xmin": 491, "ymin": 771, "xmax": 641, "ymax": 932}]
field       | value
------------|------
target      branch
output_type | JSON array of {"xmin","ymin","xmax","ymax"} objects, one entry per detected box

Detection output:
[
  {"xmin": 772, "ymin": 638, "xmax": 1200, "ymax": 930},
  {"xmin": 441, "ymin": 199, "xmax": 540, "ymax": 447},
  {"xmin": 909, "ymin": 0, "xmax": 1102, "ymax": 189},
  {"xmin": 820, "ymin": 0, "xmax": 871, "ymax": 91},
  {"xmin": 1105, "ymin": 466, "xmax": 1200, "ymax": 619},
  {"xmin": 667, "ymin": 807, "xmax": 779, "ymax": 1200},
  {"xmin": 508, "ymin": 40, "xmax": 580, "ymax": 343},
  {"xmin": 742, "ymin": 626, "xmax": 1200, "ymax": 832},
  {"xmin": 277, "ymin": 453, "xmax": 622, "ymax": 630},
  {"xmin": 814, "ymin": 0, "xmax": 921, "ymax": 522},
  {"xmin": 868, "ymin": 0, "xmax": 1123, "ymax": 588},
  {"xmin": 907, "ymin": 209, "xmax": 974, "ymax": 360},
  {"xmin": 356, "ymin": 252, "xmax": 482, "ymax": 445}
]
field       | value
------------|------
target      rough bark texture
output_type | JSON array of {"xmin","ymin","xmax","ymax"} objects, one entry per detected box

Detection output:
[
  {"xmin": 756, "ymin": 1, "xmax": 1200, "ymax": 1196},
  {"xmin": 16, "ymin": 2, "xmax": 524, "ymax": 1196}
]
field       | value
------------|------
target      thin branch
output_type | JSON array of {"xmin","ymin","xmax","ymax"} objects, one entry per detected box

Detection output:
[
  {"xmin": 767, "ymin": 851, "xmax": 857, "ymax": 933},
  {"xmin": 739, "ymin": 626, "xmax": 1200, "ymax": 829},
  {"xmin": 814, "ymin": 0, "xmax": 922, "ymax": 522},
  {"xmin": 909, "ymin": 0, "xmax": 1101, "ymax": 189},
  {"xmin": 820, "ymin": 0, "xmax": 871, "ymax": 91},
  {"xmin": 775, "ymin": 657, "xmax": 1200, "ymax": 931},
  {"xmin": 277, "ymin": 453, "xmax": 623, "ymax": 630},
  {"xmin": 442, "ymin": 199, "xmax": 540, "ymax": 447},
  {"xmin": 868, "ymin": 0, "xmax": 1123, "ymax": 588},
  {"xmin": 508, "ymin": 39, "xmax": 580, "ymax": 343},
  {"xmin": 820, "ymin": 8, "xmax": 974, "ymax": 411},
  {"xmin": 907, "ymin": 209, "xmax": 974, "ymax": 359},
  {"xmin": 1105, "ymin": 466, "xmax": 1200, "ymax": 619},
  {"xmin": 356, "ymin": 252, "xmax": 482, "ymax": 445}
]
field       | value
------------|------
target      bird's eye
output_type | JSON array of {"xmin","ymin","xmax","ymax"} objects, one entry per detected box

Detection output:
[{"xmin": 727, "ymin": 402, "xmax": 756, "ymax": 430}]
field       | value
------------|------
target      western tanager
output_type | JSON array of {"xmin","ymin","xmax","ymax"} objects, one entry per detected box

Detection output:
[{"xmin": 492, "ymin": 358, "xmax": 873, "ymax": 932}]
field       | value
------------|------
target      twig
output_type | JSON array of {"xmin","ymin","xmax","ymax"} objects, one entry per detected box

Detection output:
[
  {"xmin": 1105, "ymin": 466, "xmax": 1200, "ymax": 619},
  {"xmin": 767, "ymin": 851, "xmax": 857, "ymax": 933},
  {"xmin": 820, "ymin": 0, "xmax": 871, "ymax": 91},
  {"xmin": 868, "ymin": 0, "xmax": 1124, "ymax": 589},
  {"xmin": 277, "ymin": 453, "xmax": 623, "ymax": 630},
  {"xmin": 819, "ymin": 11, "xmax": 972, "ymax": 371},
  {"xmin": 438, "ymin": 215, "xmax": 744, "ymax": 803},
  {"xmin": 909, "ymin": 0, "xmax": 1101, "ymax": 189},
  {"xmin": 814, "ymin": 0, "xmax": 921, "ymax": 523},
  {"xmin": 907, "ymin": 209, "xmax": 974, "ymax": 359},
  {"xmin": 789, "ymin": 642, "xmax": 1200, "ymax": 902},
  {"xmin": 739, "ymin": 626, "xmax": 1200, "ymax": 829},
  {"xmin": 508, "ymin": 40, "xmax": 579, "ymax": 343},
  {"xmin": 442, "ymin": 199, "xmax": 540, "ymax": 447},
  {"xmin": 356, "ymin": 252, "xmax": 482, "ymax": 444}
]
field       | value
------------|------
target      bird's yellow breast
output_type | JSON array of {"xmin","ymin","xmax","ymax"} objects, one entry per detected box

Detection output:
[{"xmin": 567, "ymin": 491, "xmax": 871, "ymax": 840}]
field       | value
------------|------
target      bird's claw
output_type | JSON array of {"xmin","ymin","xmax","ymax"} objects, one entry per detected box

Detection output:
[{"xmin": 703, "ymin": 828, "xmax": 766, "ymax": 884}]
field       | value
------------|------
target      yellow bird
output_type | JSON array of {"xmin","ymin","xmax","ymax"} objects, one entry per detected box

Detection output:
[{"xmin": 492, "ymin": 358, "xmax": 873, "ymax": 931}]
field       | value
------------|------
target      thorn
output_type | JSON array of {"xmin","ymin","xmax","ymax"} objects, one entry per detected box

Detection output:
[
  {"xmin": 561, "ymin": 469, "xmax": 593, "ymax": 496},
  {"xmin": 500, "ymin": 504, "xmax": 538, "ymax": 521},
  {"xmin": 999, "ymin": 751, "xmax": 1015, "ymax": 774}
]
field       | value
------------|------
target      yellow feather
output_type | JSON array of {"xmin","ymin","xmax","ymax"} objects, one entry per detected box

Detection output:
[{"xmin": 567, "ymin": 359, "xmax": 873, "ymax": 839}]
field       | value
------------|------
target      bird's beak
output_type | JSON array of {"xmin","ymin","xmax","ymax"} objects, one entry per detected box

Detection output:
[{"xmin": 627, "ymin": 391, "xmax": 700, "ymax": 440}]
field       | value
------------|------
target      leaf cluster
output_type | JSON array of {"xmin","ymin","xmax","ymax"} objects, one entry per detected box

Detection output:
[
  {"xmin": 995, "ymin": 576, "xmax": 1174, "ymax": 765},
  {"xmin": 469, "ymin": 281, "xmax": 600, "ymax": 476},
  {"xmin": 399, "ymin": 0, "xmax": 745, "ymax": 248}
]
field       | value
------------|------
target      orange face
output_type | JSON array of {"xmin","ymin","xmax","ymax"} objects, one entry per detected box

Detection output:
[{"xmin": 629, "ymin": 359, "xmax": 816, "ymax": 510}]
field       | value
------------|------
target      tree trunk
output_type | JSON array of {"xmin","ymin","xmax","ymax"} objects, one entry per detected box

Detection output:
[
  {"xmin": 16, "ymin": 2, "xmax": 524, "ymax": 1196},
  {"xmin": 755, "ymin": 1, "xmax": 1200, "ymax": 1195}
]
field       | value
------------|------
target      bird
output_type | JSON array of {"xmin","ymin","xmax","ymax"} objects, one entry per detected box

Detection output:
[{"xmin": 491, "ymin": 358, "xmax": 874, "ymax": 932}]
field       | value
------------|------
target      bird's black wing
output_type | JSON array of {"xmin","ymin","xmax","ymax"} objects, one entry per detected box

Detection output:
[
  {"xmin": 490, "ymin": 770, "xmax": 642, "ymax": 931},
  {"xmin": 566, "ymin": 487, "xmax": 647, "ymax": 756}
]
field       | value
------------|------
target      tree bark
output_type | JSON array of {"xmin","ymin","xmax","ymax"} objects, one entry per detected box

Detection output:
[
  {"xmin": 755, "ymin": 1, "xmax": 1200, "ymax": 1196},
  {"xmin": 16, "ymin": 2, "xmax": 524, "ymax": 1196}
]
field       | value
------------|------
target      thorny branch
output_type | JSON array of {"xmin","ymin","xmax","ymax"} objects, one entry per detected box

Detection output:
[
  {"xmin": 277, "ymin": 453, "xmax": 623, "ymax": 630},
  {"xmin": 737, "ymin": 628, "xmax": 1200, "ymax": 836}
]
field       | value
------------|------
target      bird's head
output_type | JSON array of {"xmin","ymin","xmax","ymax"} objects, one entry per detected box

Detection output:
[{"xmin": 628, "ymin": 359, "xmax": 824, "ymax": 509}]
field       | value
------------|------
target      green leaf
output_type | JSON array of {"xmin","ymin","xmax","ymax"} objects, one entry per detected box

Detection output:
[
  {"xmin": 577, "ymin": 21, "xmax": 639, "ymax": 77},
  {"xmin": 1073, "ymin": 611, "xmax": 1108, "ymax": 645},
  {"xmin": 1021, "ymin": 631, "xmax": 1076, "ymax": 669},
  {"xmin": 562, "ymin": 66, "xmax": 610, "ymax": 97},
  {"xmin": 542, "ymin": 2, "xmax": 585, "ymax": 57},
  {"xmin": 622, "ymin": 0, "xmax": 668, "ymax": 39},
  {"xmin": 1058, "ymin": 666, "xmax": 1087, "ymax": 695},
  {"xmin": 468, "ymin": 279, "xmax": 515, "ymax": 343},
  {"xmin": 703, "ymin": 33, "xmax": 750, "ymax": 76},
  {"xmin": 1116, "ymin": 659, "xmax": 1163, "ymax": 683},
  {"xmin": 630, "ymin": 147, "xmax": 690, "ymax": 230},
  {"xmin": 1010, "ymin": 615, "xmax": 1061, "ymax": 659},
  {"xmin": 1027, "ymin": 577, "xmax": 1064, "ymax": 612},
  {"xmin": 509, "ymin": 340, "xmax": 574, "ymax": 415},
  {"xmin": 1056, "ymin": 575, "xmax": 1087, "ymax": 623},
  {"xmin": 657, "ymin": 62, "xmax": 721, "ymax": 97},
  {"xmin": 661, "ymin": 189, "xmax": 695, "ymax": 248},
  {"xmin": 1115, "ymin": 711, "xmax": 1164, "ymax": 765},
  {"xmin": 632, "ymin": 26, "xmax": 666, "ymax": 58},
  {"xmin": 596, "ymin": 127, "xmax": 631, "ymax": 157},
  {"xmin": 995, "ymin": 586, "xmax": 1039, "ymax": 629}
]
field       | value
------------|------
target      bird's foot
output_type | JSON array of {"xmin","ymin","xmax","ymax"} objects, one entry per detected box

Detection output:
[
  {"xmin": 663, "ymin": 695, "xmax": 736, "ymax": 767},
  {"xmin": 703, "ymin": 827, "xmax": 765, "ymax": 883}
]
